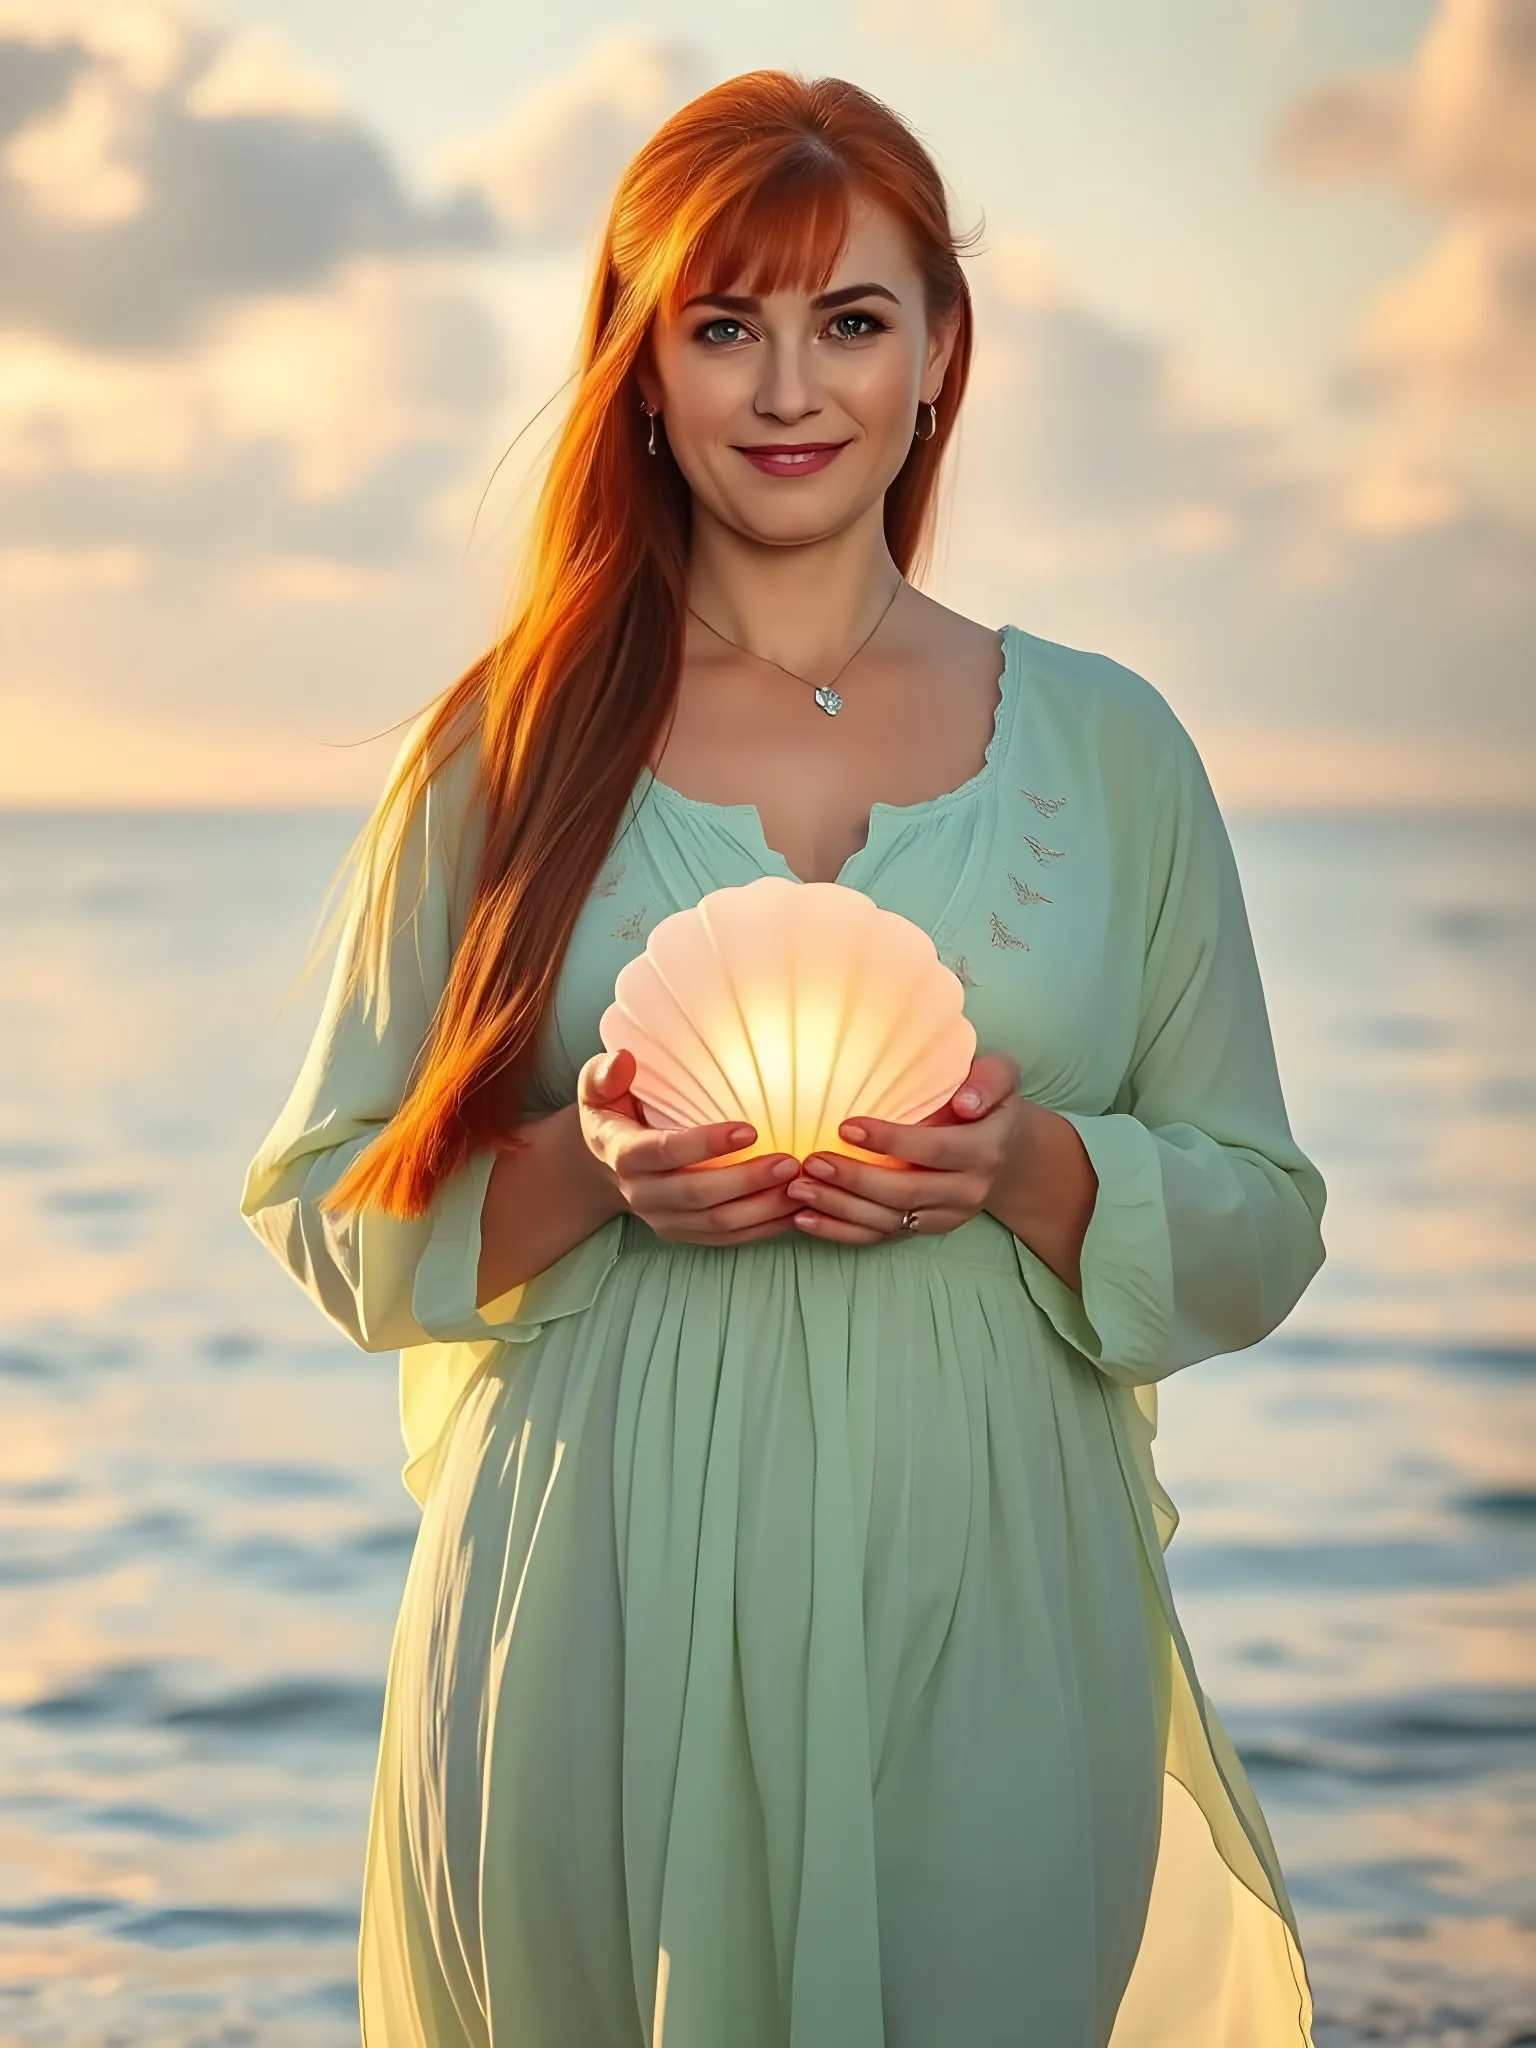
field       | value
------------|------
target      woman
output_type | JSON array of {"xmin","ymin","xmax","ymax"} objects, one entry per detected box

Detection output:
[{"xmin": 241, "ymin": 69, "xmax": 1327, "ymax": 2048}]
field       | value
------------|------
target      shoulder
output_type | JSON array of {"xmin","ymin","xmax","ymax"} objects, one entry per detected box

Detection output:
[
  {"xmin": 358, "ymin": 697, "xmax": 490, "ymax": 953},
  {"xmin": 1006, "ymin": 626, "xmax": 1230, "ymax": 909},
  {"xmin": 384, "ymin": 696, "xmax": 488, "ymax": 860},
  {"xmin": 1007, "ymin": 623, "xmax": 1222, "ymax": 858},
  {"xmin": 1010, "ymin": 623, "xmax": 1200, "ymax": 780}
]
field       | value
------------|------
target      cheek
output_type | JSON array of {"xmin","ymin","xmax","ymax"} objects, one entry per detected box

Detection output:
[
  {"xmin": 680, "ymin": 367, "xmax": 750, "ymax": 425},
  {"xmin": 835, "ymin": 348, "xmax": 919, "ymax": 426},
  {"xmin": 650, "ymin": 330, "xmax": 733, "ymax": 420},
  {"xmin": 661, "ymin": 375, "xmax": 757, "ymax": 480},
  {"xmin": 653, "ymin": 396, "xmax": 743, "ymax": 501}
]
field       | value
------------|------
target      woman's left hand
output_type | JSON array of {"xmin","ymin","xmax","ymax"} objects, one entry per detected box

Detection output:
[{"xmin": 785, "ymin": 1051, "xmax": 1024, "ymax": 1244}]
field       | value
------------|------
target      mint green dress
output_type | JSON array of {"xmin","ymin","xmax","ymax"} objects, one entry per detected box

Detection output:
[{"xmin": 241, "ymin": 624, "xmax": 1329, "ymax": 2048}]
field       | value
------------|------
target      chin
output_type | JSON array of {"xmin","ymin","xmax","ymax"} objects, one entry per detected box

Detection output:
[{"xmin": 737, "ymin": 512, "xmax": 857, "ymax": 549}]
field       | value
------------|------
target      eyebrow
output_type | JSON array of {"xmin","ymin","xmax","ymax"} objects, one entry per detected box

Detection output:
[{"xmin": 679, "ymin": 282, "xmax": 901, "ymax": 314}]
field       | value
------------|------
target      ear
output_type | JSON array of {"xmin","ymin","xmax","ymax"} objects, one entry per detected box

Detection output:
[
  {"xmin": 923, "ymin": 303, "xmax": 963, "ymax": 400},
  {"xmin": 632, "ymin": 334, "xmax": 662, "ymax": 416}
]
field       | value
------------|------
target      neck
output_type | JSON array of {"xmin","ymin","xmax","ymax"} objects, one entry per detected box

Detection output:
[{"xmin": 685, "ymin": 501, "xmax": 909, "ymax": 671}]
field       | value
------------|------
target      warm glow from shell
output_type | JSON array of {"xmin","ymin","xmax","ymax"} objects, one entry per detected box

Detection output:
[{"xmin": 598, "ymin": 877, "xmax": 977, "ymax": 1168}]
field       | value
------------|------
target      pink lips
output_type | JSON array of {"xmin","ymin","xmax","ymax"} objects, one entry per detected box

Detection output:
[{"xmin": 737, "ymin": 442, "xmax": 848, "ymax": 477}]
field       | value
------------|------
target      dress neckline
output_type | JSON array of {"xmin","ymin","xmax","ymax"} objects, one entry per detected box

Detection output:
[{"xmin": 636, "ymin": 623, "xmax": 1021, "ymax": 890}]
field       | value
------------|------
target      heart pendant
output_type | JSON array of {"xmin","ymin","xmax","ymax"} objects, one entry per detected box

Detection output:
[{"xmin": 813, "ymin": 685, "xmax": 842, "ymax": 716}]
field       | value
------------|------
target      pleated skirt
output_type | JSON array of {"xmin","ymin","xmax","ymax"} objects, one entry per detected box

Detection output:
[{"xmin": 358, "ymin": 1211, "xmax": 1179, "ymax": 2048}]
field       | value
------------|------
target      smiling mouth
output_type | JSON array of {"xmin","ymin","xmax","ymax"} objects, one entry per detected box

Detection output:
[
  {"xmin": 735, "ymin": 441, "xmax": 851, "ymax": 474},
  {"xmin": 738, "ymin": 443, "xmax": 847, "ymax": 458}
]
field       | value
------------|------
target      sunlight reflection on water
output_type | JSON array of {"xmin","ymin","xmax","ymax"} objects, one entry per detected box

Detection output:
[{"xmin": 0, "ymin": 808, "xmax": 1531, "ymax": 2045}]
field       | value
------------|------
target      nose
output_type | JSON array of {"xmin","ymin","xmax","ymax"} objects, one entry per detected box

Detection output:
[{"xmin": 754, "ymin": 334, "xmax": 821, "ymax": 426}]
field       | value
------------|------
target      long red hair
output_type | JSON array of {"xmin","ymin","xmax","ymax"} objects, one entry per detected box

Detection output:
[{"xmin": 319, "ymin": 67, "xmax": 981, "ymax": 1222}]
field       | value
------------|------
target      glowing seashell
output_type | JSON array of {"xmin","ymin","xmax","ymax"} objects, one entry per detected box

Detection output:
[{"xmin": 597, "ymin": 875, "xmax": 977, "ymax": 1169}]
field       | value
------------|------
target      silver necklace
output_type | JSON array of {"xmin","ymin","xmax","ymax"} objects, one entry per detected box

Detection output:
[{"xmin": 685, "ymin": 573, "xmax": 906, "ymax": 717}]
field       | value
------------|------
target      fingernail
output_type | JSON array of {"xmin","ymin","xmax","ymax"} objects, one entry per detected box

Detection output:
[
  {"xmin": 772, "ymin": 1159, "xmax": 796, "ymax": 1179},
  {"xmin": 957, "ymin": 1089, "xmax": 981, "ymax": 1110},
  {"xmin": 729, "ymin": 1125, "xmax": 753, "ymax": 1145},
  {"xmin": 841, "ymin": 1123, "xmax": 866, "ymax": 1144}
]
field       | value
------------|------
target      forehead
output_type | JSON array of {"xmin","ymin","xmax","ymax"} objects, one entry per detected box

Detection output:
[
  {"xmin": 671, "ymin": 190, "xmax": 919, "ymax": 316},
  {"xmin": 819, "ymin": 195, "xmax": 912, "ymax": 278}
]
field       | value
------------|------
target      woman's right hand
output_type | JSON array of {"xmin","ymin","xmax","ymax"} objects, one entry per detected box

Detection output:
[{"xmin": 576, "ymin": 1047, "xmax": 803, "ymax": 1247}]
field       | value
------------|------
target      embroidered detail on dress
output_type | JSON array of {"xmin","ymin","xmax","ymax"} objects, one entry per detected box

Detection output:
[
  {"xmin": 591, "ymin": 862, "xmax": 625, "ymax": 898},
  {"xmin": 943, "ymin": 953, "xmax": 982, "ymax": 988},
  {"xmin": 611, "ymin": 904, "xmax": 648, "ymax": 941},
  {"xmin": 1019, "ymin": 788, "xmax": 1067, "ymax": 818},
  {"xmin": 1005, "ymin": 871, "xmax": 1052, "ymax": 906},
  {"xmin": 988, "ymin": 910, "xmax": 1029, "ymax": 951},
  {"xmin": 1021, "ymin": 834, "xmax": 1064, "ymax": 866}
]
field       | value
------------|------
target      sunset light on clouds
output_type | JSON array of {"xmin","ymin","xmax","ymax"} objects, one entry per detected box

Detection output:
[
  {"xmin": 0, "ymin": 0, "xmax": 1530, "ymax": 810},
  {"xmin": 2, "ymin": 14, "xmax": 1533, "ymax": 2038}
]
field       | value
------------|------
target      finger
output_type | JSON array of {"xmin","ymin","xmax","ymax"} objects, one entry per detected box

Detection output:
[
  {"xmin": 586, "ymin": 1047, "xmax": 626, "ymax": 1090},
  {"xmin": 579, "ymin": 1048, "xmax": 637, "ymax": 1112},
  {"xmin": 831, "ymin": 1109, "xmax": 996, "ymax": 1172},
  {"xmin": 623, "ymin": 1118, "xmax": 770, "ymax": 1180},
  {"xmin": 670, "ymin": 1176, "xmax": 805, "ymax": 1239},
  {"xmin": 789, "ymin": 1157, "xmax": 936, "ymax": 1214},
  {"xmin": 598, "ymin": 1047, "xmax": 633, "ymax": 1092},
  {"xmin": 791, "ymin": 1177, "xmax": 916, "ymax": 1231},
  {"xmin": 644, "ymin": 1162, "xmax": 805, "ymax": 1241},
  {"xmin": 785, "ymin": 1153, "xmax": 946, "ymax": 1232},
  {"xmin": 713, "ymin": 1214, "xmax": 801, "ymax": 1245},
  {"xmin": 789, "ymin": 1181, "xmax": 940, "ymax": 1243},
  {"xmin": 792, "ymin": 1211, "xmax": 891, "ymax": 1244},
  {"xmin": 577, "ymin": 1055, "xmax": 644, "ymax": 1156},
  {"xmin": 790, "ymin": 1188, "xmax": 901, "ymax": 1237},
  {"xmin": 950, "ymin": 1051, "xmax": 1020, "ymax": 1116},
  {"xmin": 660, "ymin": 1147, "xmax": 800, "ymax": 1212}
]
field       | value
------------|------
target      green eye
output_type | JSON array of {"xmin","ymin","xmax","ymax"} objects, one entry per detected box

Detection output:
[
  {"xmin": 693, "ymin": 311, "xmax": 890, "ymax": 347},
  {"xmin": 831, "ymin": 312, "xmax": 886, "ymax": 340}
]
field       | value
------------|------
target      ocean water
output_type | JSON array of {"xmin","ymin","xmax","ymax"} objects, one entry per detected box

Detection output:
[{"xmin": 0, "ymin": 807, "xmax": 1531, "ymax": 2048}]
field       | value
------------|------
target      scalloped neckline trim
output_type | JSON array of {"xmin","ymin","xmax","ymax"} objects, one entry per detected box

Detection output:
[{"xmin": 638, "ymin": 623, "xmax": 1020, "ymax": 888}]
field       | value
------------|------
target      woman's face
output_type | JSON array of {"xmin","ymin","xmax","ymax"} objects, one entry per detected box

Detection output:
[{"xmin": 640, "ymin": 193, "xmax": 959, "ymax": 549}]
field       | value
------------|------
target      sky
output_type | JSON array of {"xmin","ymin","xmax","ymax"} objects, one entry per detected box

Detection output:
[{"xmin": 0, "ymin": 0, "xmax": 1531, "ymax": 809}]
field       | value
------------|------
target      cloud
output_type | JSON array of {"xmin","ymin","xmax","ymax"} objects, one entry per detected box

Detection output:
[
  {"xmin": 0, "ymin": 0, "xmax": 195, "ymax": 95},
  {"xmin": 0, "ymin": 36, "xmax": 91, "ymax": 159},
  {"xmin": 432, "ymin": 29, "xmax": 705, "ymax": 244},
  {"xmin": 948, "ymin": 238, "xmax": 1535, "ymax": 804},
  {"xmin": 0, "ymin": 541, "xmax": 145, "ymax": 592},
  {"xmin": 0, "ymin": 255, "xmax": 506, "ymax": 562},
  {"xmin": 12, "ymin": 229, "xmax": 1528, "ymax": 810},
  {"xmin": 183, "ymin": 22, "xmax": 344, "ymax": 121},
  {"xmin": 962, "ymin": 240, "xmax": 1308, "ymax": 563},
  {"xmin": 1248, "ymin": 0, "xmax": 1305, "ymax": 51},
  {"xmin": 0, "ymin": 3, "xmax": 511, "ymax": 575},
  {"xmin": 1348, "ymin": 215, "xmax": 1536, "ymax": 411},
  {"xmin": 0, "ymin": 3, "xmax": 496, "ymax": 352},
  {"xmin": 0, "ymin": 10, "xmax": 1525, "ymax": 810},
  {"xmin": 0, "ymin": 12, "xmax": 714, "ymax": 584},
  {"xmin": 1270, "ymin": 0, "xmax": 1536, "ymax": 413},
  {"xmin": 851, "ymin": 0, "xmax": 1012, "ymax": 54}
]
